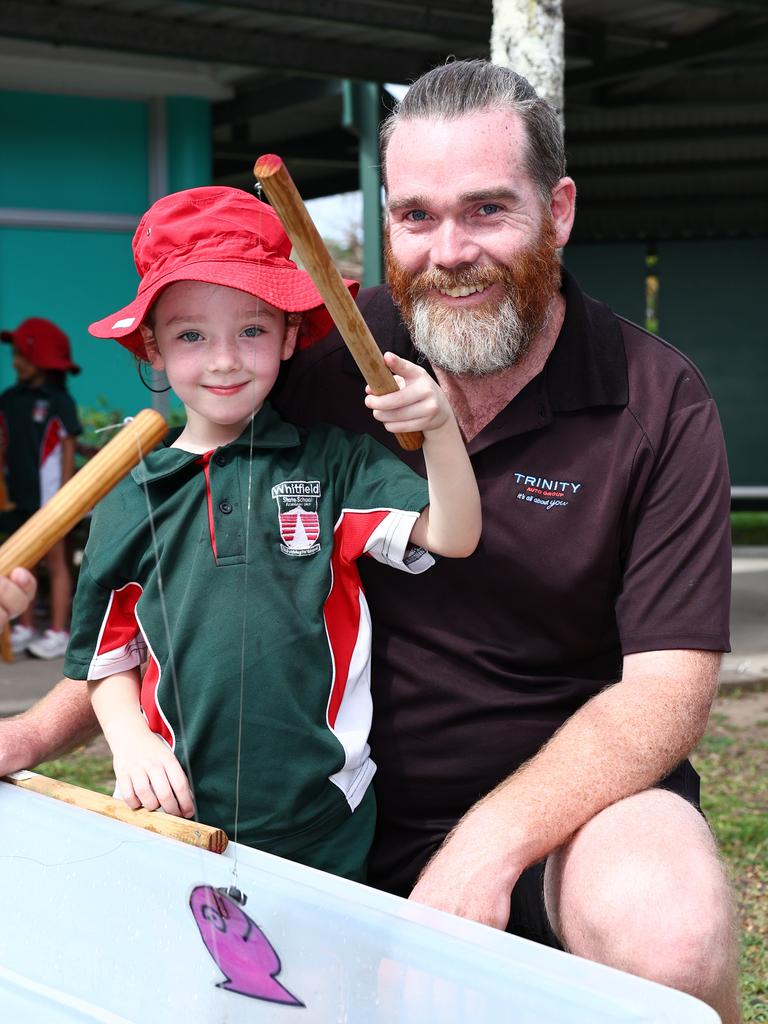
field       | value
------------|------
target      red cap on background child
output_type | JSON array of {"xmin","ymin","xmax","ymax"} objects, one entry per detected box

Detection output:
[
  {"xmin": 88, "ymin": 186, "xmax": 358, "ymax": 357},
  {"xmin": 1, "ymin": 318, "xmax": 81, "ymax": 374}
]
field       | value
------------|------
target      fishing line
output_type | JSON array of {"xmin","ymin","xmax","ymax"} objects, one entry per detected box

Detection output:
[
  {"xmin": 129, "ymin": 422, "xmax": 202, "ymax": 806},
  {"xmin": 228, "ymin": 182, "xmax": 267, "ymax": 891}
]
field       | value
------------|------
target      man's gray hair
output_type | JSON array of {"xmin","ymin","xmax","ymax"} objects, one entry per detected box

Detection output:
[{"xmin": 380, "ymin": 59, "xmax": 566, "ymax": 201}]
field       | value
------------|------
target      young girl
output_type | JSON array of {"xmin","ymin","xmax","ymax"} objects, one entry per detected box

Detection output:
[
  {"xmin": 63, "ymin": 186, "xmax": 480, "ymax": 880},
  {"xmin": 0, "ymin": 318, "xmax": 82, "ymax": 659}
]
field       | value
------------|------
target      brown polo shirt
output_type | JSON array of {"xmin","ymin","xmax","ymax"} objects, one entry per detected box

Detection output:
[{"xmin": 274, "ymin": 270, "xmax": 732, "ymax": 896}]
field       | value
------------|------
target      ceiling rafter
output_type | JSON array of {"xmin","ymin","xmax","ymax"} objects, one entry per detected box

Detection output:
[
  {"xmin": 173, "ymin": 0, "xmax": 492, "ymax": 42},
  {"xmin": 0, "ymin": 1, "xmax": 446, "ymax": 83},
  {"xmin": 566, "ymin": 14, "xmax": 768, "ymax": 91}
]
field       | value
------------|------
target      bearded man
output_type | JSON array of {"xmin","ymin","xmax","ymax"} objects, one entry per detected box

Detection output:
[
  {"xmin": 0, "ymin": 59, "xmax": 739, "ymax": 1021},
  {"xmin": 277, "ymin": 60, "xmax": 740, "ymax": 1022}
]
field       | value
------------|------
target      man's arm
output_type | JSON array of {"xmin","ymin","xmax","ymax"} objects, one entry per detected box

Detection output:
[
  {"xmin": 0, "ymin": 677, "xmax": 99, "ymax": 776},
  {"xmin": 409, "ymin": 648, "xmax": 720, "ymax": 928}
]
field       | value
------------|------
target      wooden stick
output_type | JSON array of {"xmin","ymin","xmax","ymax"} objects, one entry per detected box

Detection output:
[
  {"xmin": 254, "ymin": 154, "xmax": 423, "ymax": 452},
  {"xmin": 0, "ymin": 624, "xmax": 11, "ymax": 664},
  {"xmin": 0, "ymin": 453, "xmax": 14, "ymax": 662},
  {"xmin": 0, "ymin": 413, "xmax": 229, "ymax": 853},
  {"xmin": 0, "ymin": 409, "xmax": 167, "ymax": 576},
  {"xmin": 3, "ymin": 771, "xmax": 228, "ymax": 853}
]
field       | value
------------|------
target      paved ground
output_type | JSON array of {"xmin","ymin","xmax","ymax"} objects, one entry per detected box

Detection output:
[{"xmin": 1, "ymin": 547, "xmax": 765, "ymax": 717}]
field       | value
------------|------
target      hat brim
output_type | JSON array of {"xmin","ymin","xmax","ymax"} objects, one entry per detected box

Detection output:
[{"xmin": 89, "ymin": 259, "xmax": 359, "ymax": 358}]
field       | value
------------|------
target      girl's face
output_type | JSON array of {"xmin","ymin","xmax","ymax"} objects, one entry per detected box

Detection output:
[
  {"xmin": 13, "ymin": 352, "xmax": 45, "ymax": 386},
  {"xmin": 141, "ymin": 281, "xmax": 298, "ymax": 451}
]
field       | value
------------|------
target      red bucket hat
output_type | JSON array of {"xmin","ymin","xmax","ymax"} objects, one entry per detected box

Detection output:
[
  {"xmin": 88, "ymin": 186, "xmax": 358, "ymax": 358},
  {"xmin": 1, "ymin": 317, "xmax": 81, "ymax": 374}
]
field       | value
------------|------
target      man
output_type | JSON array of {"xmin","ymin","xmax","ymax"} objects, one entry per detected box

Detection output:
[{"xmin": 0, "ymin": 60, "xmax": 738, "ymax": 1021}]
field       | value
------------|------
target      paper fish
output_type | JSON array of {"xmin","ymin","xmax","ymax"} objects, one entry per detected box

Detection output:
[{"xmin": 190, "ymin": 885, "xmax": 304, "ymax": 1006}]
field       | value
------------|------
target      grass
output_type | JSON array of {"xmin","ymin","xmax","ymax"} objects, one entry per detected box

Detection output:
[
  {"xmin": 34, "ymin": 698, "xmax": 768, "ymax": 1021},
  {"xmin": 732, "ymin": 511, "xmax": 768, "ymax": 547},
  {"xmin": 35, "ymin": 746, "xmax": 113, "ymax": 794},
  {"xmin": 693, "ymin": 698, "xmax": 768, "ymax": 1022}
]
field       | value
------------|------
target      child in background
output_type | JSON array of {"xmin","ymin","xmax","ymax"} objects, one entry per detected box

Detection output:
[
  {"xmin": 64, "ymin": 186, "xmax": 480, "ymax": 881},
  {"xmin": 0, "ymin": 318, "xmax": 82, "ymax": 659}
]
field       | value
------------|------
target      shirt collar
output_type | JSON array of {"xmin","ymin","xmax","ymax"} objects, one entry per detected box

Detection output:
[
  {"xmin": 545, "ymin": 269, "xmax": 628, "ymax": 412},
  {"xmin": 131, "ymin": 400, "xmax": 300, "ymax": 485}
]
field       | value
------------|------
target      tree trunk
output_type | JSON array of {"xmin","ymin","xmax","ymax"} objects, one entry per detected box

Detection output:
[{"xmin": 491, "ymin": 0, "xmax": 564, "ymax": 117}]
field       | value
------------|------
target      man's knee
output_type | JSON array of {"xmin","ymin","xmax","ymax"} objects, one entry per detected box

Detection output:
[{"xmin": 544, "ymin": 789, "xmax": 737, "ymax": 992}]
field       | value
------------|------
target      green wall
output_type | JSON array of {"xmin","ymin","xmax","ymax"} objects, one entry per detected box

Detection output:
[
  {"xmin": 566, "ymin": 240, "xmax": 767, "ymax": 487},
  {"xmin": 1, "ymin": 90, "xmax": 211, "ymax": 421}
]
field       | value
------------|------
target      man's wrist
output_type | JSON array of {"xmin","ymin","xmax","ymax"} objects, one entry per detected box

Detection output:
[{"xmin": 0, "ymin": 715, "xmax": 41, "ymax": 773}]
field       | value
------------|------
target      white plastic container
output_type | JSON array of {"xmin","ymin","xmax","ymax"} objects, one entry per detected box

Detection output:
[{"xmin": 0, "ymin": 781, "xmax": 720, "ymax": 1023}]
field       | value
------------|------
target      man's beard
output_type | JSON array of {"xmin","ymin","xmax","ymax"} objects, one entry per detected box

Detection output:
[{"xmin": 385, "ymin": 219, "xmax": 562, "ymax": 376}]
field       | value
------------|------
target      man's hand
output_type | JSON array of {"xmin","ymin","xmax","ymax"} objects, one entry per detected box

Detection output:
[
  {"xmin": 409, "ymin": 803, "xmax": 522, "ymax": 930},
  {"xmin": 0, "ymin": 568, "xmax": 37, "ymax": 628},
  {"xmin": 109, "ymin": 720, "xmax": 195, "ymax": 819}
]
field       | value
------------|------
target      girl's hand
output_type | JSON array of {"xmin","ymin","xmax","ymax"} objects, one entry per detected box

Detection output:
[
  {"xmin": 109, "ymin": 722, "xmax": 195, "ymax": 819},
  {"xmin": 365, "ymin": 352, "xmax": 452, "ymax": 436}
]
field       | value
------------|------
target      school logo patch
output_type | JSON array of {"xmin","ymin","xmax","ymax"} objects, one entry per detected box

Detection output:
[
  {"xmin": 271, "ymin": 480, "xmax": 321, "ymax": 557},
  {"xmin": 32, "ymin": 399, "xmax": 50, "ymax": 424}
]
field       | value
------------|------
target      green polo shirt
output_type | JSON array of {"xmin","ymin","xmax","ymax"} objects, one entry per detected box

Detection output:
[{"xmin": 64, "ymin": 402, "xmax": 431, "ymax": 877}]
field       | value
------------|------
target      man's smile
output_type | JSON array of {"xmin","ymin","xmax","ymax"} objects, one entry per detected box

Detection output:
[{"xmin": 437, "ymin": 283, "xmax": 489, "ymax": 299}]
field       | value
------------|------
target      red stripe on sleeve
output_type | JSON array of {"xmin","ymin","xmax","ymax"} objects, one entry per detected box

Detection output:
[
  {"xmin": 97, "ymin": 582, "xmax": 142, "ymax": 655},
  {"xmin": 40, "ymin": 416, "xmax": 64, "ymax": 466},
  {"xmin": 140, "ymin": 655, "xmax": 174, "ymax": 747},
  {"xmin": 324, "ymin": 510, "xmax": 389, "ymax": 727}
]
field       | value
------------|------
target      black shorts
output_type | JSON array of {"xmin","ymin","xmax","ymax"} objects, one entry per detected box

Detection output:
[{"xmin": 507, "ymin": 759, "xmax": 703, "ymax": 949}]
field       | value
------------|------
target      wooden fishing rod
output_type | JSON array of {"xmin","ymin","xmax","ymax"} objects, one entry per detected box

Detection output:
[
  {"xmin": 254, "ymin": 153, "xmax": 423, "ymax": 452},
  {"xmin": 0, "ymin": 409, "xmax": 228, "ymax": 853},
  {"xmin": 5, "ymin": 771, "xmax": 228, "ymax": 853},
  {"xmin": 0, "ymin": 409, "xmax": 167, "ymax": 576}
]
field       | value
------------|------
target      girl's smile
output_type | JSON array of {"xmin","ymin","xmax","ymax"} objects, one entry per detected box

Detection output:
[{"xmin": 140, "ymin": 281, "xmax": 298, "ymax": 453}]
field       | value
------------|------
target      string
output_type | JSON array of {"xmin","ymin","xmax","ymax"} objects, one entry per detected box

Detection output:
[
  {"xmin": 229, "ymin": 181, "xmax": 266, "ymax": 889},
  {"xmin": 128, "ymin": 420, "xmax": 201, "ymax": 807}
]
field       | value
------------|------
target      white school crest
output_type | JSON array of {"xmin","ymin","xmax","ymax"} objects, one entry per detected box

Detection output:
[{"xmin": 271, "ymin": 480, "xmax": 321, "ymax": 556}]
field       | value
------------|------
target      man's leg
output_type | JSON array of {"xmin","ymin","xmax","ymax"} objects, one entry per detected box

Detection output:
[{"xmin": 544, "ymin": 788, "xmax": 741, "ymax": 1023}]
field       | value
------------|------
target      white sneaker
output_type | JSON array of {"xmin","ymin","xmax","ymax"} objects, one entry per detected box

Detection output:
[
  {"xmin": 27, "ymin": 629, "xmax": 70, "ymax": 660},
  {"xmin": 10, "ymin": 623, "xmax": 39, "ymax": 655}
]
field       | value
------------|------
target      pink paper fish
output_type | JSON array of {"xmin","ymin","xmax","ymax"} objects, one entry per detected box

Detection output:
[{"xmin": 190, "ymin": 885, "xmax": 304, "ymax": 1006}]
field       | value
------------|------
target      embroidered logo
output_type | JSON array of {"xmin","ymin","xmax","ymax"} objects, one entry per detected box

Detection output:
[
  {"xmin": 514, "ymin": 471, "xmax": 582, "ymax": 511},
  {"xmin": 33, "ymin": 399, "xmax": 50, "ymax": 424},
  {"xmin": 271, "ymin": 480, "xmax": 321, "ymax": 556}
]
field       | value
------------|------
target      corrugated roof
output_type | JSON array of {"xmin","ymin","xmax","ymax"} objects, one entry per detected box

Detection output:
[{"xmin": 0, "ymin": 0, "xmax": 766, "ymax": 239}]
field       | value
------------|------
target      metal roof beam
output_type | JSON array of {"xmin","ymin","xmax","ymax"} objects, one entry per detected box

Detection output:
[
  {"xmin": 674, "ymin": 0, "xmax": 768, "ymax": 11},
  {"xmin": 0, "ymin": 2, "xmax": 440, "ymax": 83},
  {"xmin": 215, "ymin": 127, "xmax": 358, "ymax": 165},
  {"xmin": 174, "ymin": 0, "xmax": 491, "ymax": 42},
  {"xmin": 570, "ymin": 156, "xmax": 768, "ymax": 178},
  {"xmin": 566, "ymin": 16, "xmax": 768, "ymax": 90},
  {"xmin": 566, "ymin": 121, "xmax": 768, "ymax": 145},
  {"xmin": 213, "ymin": 77, "xmax": 346, "ymax": 127}
]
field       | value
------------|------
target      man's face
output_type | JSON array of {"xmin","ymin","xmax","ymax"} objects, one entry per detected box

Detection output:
[{"xmin": 384, "ymin": 109, "xmax": 566, "ymax": 374}]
